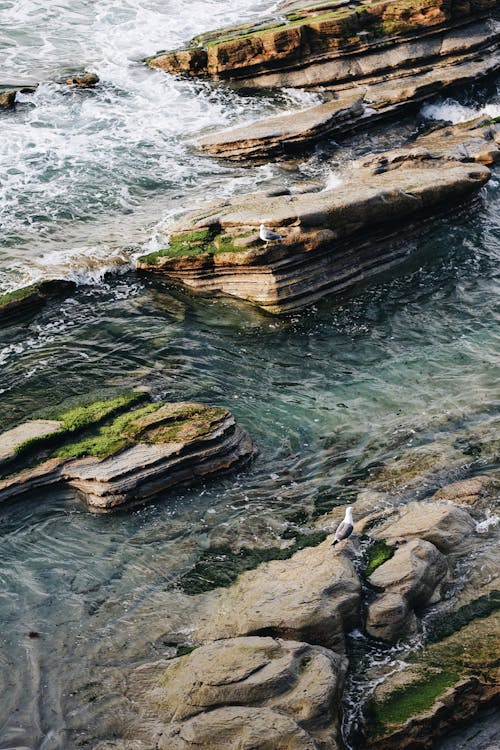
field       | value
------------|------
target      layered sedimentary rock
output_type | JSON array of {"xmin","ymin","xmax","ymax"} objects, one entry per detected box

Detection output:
[
  {"xmin": 197, "ymin": 21, "xmax": 500, "ymax": 159},
  {"xmin": 146, "ymin": 0, "xmax": 499, "ymax": 159},
  {"xmin": 147, "ymin": 0, "xmax": 498, "ymax": 85},
  {"xmin": 137, "ymin": 143, "xmax": 491, "ymax": 314},
  {"xmin": 0, "ymin": 393, "xmax": 253, "ymax": 510}
]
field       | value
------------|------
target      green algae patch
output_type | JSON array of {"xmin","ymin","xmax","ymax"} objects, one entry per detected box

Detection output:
[
  {"xmin": 427, "ymin": 590, "xmax": 500, "ymax": 643},
  {"xmin": 0, "ymin": 283, "xmax": 42, "ymax": 307},
  {"xmin": 364, "ymin": 539, "xmax": 396, "ymax": 577},
  {"xmin": 178, "ymin": 530, "xmax": 327, "ymax": 594},
  {"xmin": 138, "ymin": 228, "xmax": 255, "ymax": 265},
  {"xmin": 14, "ymin": 392, "xmax": 148, "ymax": 458},
  {"xmin": 365, "ymin": 669, "xmax": 460, "ymax": 737},
  {"xmin": 55, "ymin": 403, "xmax": 162, "ymax": 459}
]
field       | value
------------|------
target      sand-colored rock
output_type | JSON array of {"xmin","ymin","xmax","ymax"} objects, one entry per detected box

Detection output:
[
  {"xmin": 371, "ymin": 502, "xmax": 476, "ymax": 553},
  {"xmin": 65, "ymin": 72, "xmax": 99, "ymax": 87},
  {"xmin": 196, "ymin": 23, "xmax": 500, "ymax": 159},
  {"xmin": 0, "ymin": 400, "xmax": 254, "ymax": 511},
  {"xmin": 138, "ymin": 156, "xmax": 490, "ymax": 314},
  {"xmin": 193, "ymin": 537, "xmax": 360, "ymax": 651},
  {"xmin": 130, "ymin": 636, "xmax": 345, "ymax": 749},
  {"xmin": 366, "ymin": 539, "xmax": 448, "ymax": 641},
  {"xmin": 0, "ymin": 420, "xmax": 62, "ymax": 468}
]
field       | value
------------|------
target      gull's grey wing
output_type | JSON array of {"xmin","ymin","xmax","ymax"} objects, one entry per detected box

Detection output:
[
  {"xmin": 334, "ymin": 521, "xmax": 353, "ymax": 541},
  {"xmin": 264, "ymin": 229, "xmax": 283, "ymax": 240}
]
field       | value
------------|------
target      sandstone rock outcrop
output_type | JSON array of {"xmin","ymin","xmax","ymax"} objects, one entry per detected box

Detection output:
[
  {"xmin": 138, "ymin": 148, "xmax": 491, "ymax": 314},
  {"xmin": 370, "ymin": 501, "xmax": 476, "ymax": 553},
  {"xmin": 0, "ymin": 394, "xmax": 254, "ymax": 510},
  {"xmin": 146, "ymin": 0, "xmax": 499, "ymax": 160},
  {"xmin": 130, "ymin": 636, "xmax": 346, "ymax": 749},
  {"xmin": 0, "ymin": 84, "xmax": 37, "ymax": 108},
  {"xmin": 193, "ymin": 536, "xmax": 361, "ymax": 651},
  {"xmin": 366, "ymin": 538, "xmax": 449, "ymax": 641}
]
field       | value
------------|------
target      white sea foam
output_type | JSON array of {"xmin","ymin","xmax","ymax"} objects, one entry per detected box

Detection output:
[{"xmin": 421, "ymin": 98, "xmax": 500, "ymax": 124}]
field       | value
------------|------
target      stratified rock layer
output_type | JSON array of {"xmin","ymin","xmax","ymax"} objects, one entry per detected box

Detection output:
[
  {"xmin": 0, "ymin": 396, "xmax": 254, "ymax": 510},
  {"xmin": 138, "ymin": 147, "xmax": 491, "ymax": 314}
]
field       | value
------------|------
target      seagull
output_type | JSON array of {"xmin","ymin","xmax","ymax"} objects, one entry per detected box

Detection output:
[
  {"xmin": 259, "ymin": 224, "xmax": 284, "ymax": 245},
  {"xmin": 332, "ymin": 506, "xmax": 354, "ymax": 546}
]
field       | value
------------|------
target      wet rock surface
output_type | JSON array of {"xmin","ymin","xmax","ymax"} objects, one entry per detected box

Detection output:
[
  {"xmin": 138, "ymin": 141, "xmax": 491, "ymax": 313},
  {"xmin": 0, "ymin": 279, "xmax": 76, "ymax": 325},
  {"xmin": 129, "ymin": 637, "xmax": 346, "ymax": 749},
  {"xmin": 0, "ymin": 395, "xmax": 254, "ymax": 510}
]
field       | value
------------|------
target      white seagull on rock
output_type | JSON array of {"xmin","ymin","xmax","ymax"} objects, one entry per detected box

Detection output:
[
  {"xmin": 332, "ymin": 506, "xmax": 354, "ymax": 546},
  {"xmin": 260, "ymin": 223, "xmax": 284, "ymax": 245}
]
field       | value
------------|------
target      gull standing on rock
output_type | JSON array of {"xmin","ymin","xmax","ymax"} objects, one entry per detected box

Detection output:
[
  {"xmin": 259, "ymin": 224, "xmax": 284, "ymax": 245},
  {"xmin": 332, "ymin": 506, "xmax": 354, "ymax": 546}
]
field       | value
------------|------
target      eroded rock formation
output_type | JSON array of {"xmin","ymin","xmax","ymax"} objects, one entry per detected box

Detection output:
[
  {"xmin": 138, "ymin": 125, "xmax": 493, "ymax": 313},
  {"xmin": 0, "ymin": 393, "xmax": 254, "ymax": 510}
]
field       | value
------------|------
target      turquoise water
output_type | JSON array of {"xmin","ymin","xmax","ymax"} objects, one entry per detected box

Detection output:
[{"xmin": 1, "ymin": 0, "xmax": 500, "ymax": 746}]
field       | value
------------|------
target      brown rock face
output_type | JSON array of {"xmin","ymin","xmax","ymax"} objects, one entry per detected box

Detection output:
[
  {"xmin": 130, "ymin": 637, "xmax": 346, "ymax": 749},
  {"xmin": 138, "ymin": 154, "xmax": 491, "ymax": 314},
  {"xmin": 147, "ymin": 0, "xmax": 498, "ymax": 85},
  {"xmin": 193, "ymin": 537, "xmax": 361, "ymax": 651}
]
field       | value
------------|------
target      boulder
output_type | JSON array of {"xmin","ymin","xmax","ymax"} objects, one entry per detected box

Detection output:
[
  {"xmin": 433, "ymin": 474, "xmax": 500, "ymax": 507},
  {"xmin": 366, "ymin": 539, "xmax": 448, "ymax": 641},
  {"xmin": 193, "ymin": 537, "xmax": 361, "ymax": 651},
  {"xmin": 130, "ymin": 636, "xmax": 345, "ymax": 749},
  {"xmin": 137, "ymin": 156, "xmax": 490, "ymax": 314},
  {"xmin": 0, "ymin": 396, "xmax": 254, "ymax": 511},
  {"xmin": 65, "ymin": 72, "xmax": 99, "ymax": 87},
  {"xmin": 371, "ymin": 502, "xmax": 476, "ymax": 553}
]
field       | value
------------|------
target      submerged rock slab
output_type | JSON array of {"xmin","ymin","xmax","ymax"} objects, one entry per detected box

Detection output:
[
  {"xmin": 0, "ymin": 279, "xmax": 76, "ymax": 325},
  {"xmin": 130, "ymin": 636, "xmax": 346, "ymax": 749},
  {"xmin": 0, "ymin": 395, "xmax": 254, "ymax": 510},
  {"xmin": 138, "ymin": 155, "xmax": 490, "ymax": 314}
]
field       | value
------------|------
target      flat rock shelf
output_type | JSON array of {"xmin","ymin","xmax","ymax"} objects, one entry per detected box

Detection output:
[{"xmin": 0, "ymin": 393, "xmax": 254, "ymax": 510}]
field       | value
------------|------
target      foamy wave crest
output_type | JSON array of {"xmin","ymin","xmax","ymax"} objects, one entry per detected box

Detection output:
[{"xmin": 421, "ymin": 98, "xmax": 500, "ymax": 124}]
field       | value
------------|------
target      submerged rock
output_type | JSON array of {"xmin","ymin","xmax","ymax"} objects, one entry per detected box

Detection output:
[
  {"xmin": 130, "ymin": 636, "xmax": 346, "ymax": 749},
  {"xmin": 0, "ymin": 394, "xmax": 254, "ymax": 510},
  {"xmin": 0, "ymin": 279, "xmax": 76, "ymax": 325},
  {"xmin": 137, "ymin": 155, "xmax": 490, "ymax": 314}
]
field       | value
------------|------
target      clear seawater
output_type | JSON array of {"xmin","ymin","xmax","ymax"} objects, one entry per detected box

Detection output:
[{"xmin": 0, "ymin": 1, "xmax": 499, "ymax": 747}]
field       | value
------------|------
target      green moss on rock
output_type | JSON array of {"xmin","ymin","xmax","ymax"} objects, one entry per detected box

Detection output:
[
  {"xmin": 366, "ymin": 669, "xmax": 460, "ymax": 737},
  {"xmin": 364, "ymin": 539, "xmax": 396, "ymax": 577},
  {"xmin": 14, "ymin": 392, "xmax": 148, "ymax": 458},
  {"xmin": 138, "ymin": 227, "xmax": 254, "ymax": 265},
  {"xmin": 0, "ymin": 283, "xmax": 42, "ymax": 307},
  {"xmin": 178, "ymin": 530, "xmax": 328, "ymax": 594}
]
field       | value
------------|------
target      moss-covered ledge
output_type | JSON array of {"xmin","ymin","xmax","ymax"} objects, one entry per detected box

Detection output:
[
  {"xmin": 0, "ymin": 279, "xmax": 76, "ymax": 325},
  {"xmin": 363, "ymin": 609, "xmax": 500, "ymax": 748},
  {"xmin": 0, "ymin": 393, "xmax": 254, "ymax": 510}
]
